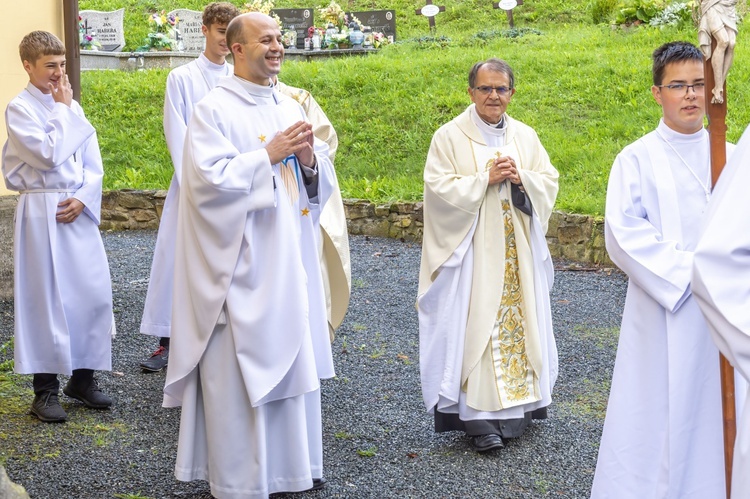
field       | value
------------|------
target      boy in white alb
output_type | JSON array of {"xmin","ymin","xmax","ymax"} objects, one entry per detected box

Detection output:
[
  {"xmin": 592, "ymin": 41, "xmax": 741, "ymax": 498},
  {"xmin": 139, "ymin": 2, "xmax": 240, "ymax": 371},
  {"xmin": 2, "ymin": 31, "xmax": 114, "ymax": 422}
]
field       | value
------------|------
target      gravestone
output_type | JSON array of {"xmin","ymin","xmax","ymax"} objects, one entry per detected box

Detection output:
[
  {"xmin": 351, "ymin": 10, "xmax": 396, "ymax": 41},
  {"xmin": 271, "ymin": 8, "xmax": 314, "ymax": 50},
  {"xmin": 79, "ymin": 9, "xmax": 125, "ymax": 52},
  {"xmin": 169, "ymin": 9, "xmax": 204, "ymax": 53}
]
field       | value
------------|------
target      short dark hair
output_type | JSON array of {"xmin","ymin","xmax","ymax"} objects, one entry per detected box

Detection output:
[
  {"xmin": 19, "ymin": 31, "xmax": 65, "ymax": 64},
  {"xmin": 468, "ymin": 58, "xmax": 515, "ymax": 89},
  {"xmin": 652, "ymin": 41, "xmax": 703, "ymax": 85},
  {"xmin": 203, "ymin": 2, "xmax": 240, "ymax": 28}
]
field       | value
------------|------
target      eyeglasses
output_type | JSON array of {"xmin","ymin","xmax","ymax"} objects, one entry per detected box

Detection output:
[
  {"xmin": 472, "ymin": 86, "xmax": 512, "ymax": 96},
  {"xmin": 657, "ymin": 82, "xmax": 706, "ymax": 94}
]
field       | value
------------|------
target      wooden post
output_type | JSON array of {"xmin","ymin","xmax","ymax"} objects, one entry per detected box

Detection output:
[
  {"xmin": 62, "ymin": 0, "xmax": 81, "ymax": 102},
  {"xmin": 704, "ymin": 39, "xmax": 735, "ymax": 499}
]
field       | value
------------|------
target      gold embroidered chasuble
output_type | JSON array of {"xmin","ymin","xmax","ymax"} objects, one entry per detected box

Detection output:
[{"xmin": 419, "ymin": 106, "xmax": 558, "ymax": 412}]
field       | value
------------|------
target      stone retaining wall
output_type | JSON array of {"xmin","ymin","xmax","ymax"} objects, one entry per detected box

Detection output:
[
  {"xmin": 0, "ymin": 190, "xmax": 610, "ymax": 300},
  {"xmin": 99, "ymin": 190, "xmax": 611, "ymax": 265}
]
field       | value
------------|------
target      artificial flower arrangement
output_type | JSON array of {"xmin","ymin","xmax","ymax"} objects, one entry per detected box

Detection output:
[
  {"xmin": 372, "ymin": 30, "xmax": 392, "ymax": 48},
  {"xmin": 316, "ymin": 1, "xmax": 363, "ymax": 48},
  {"xmin": 140, "ymin": 10, "xmax": 179, "ymax": 51},
  {"xmin": 242, "ymin": 0, "xmax": 283, "ymax": 26},
  {"xmin": 281, "ymin": 29, "xmax": 297, "ymax": 48},
  {"xmin": 78, "ymin": 16, "xmax": 102, "ymax": 51},
  {"xmin": 318, "ymin": 1, "xmax": 361, "ymax": 33}
]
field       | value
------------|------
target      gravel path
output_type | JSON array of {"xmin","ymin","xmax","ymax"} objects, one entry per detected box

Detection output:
[{"xmin": 0, "ymin": 231, "xmax": 627, "ymax": 498}]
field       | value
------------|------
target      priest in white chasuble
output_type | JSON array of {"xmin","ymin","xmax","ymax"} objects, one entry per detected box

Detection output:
[
  {"xmin": 163, "ymin": 13, "xmax": 336, "ymax": 498},
  {"xmin": 418, "ymin": 58, "xmax": 559, "ymax": 453},
  {"xmin": 592, "ymin": 41, "xmax": 744, "ymax": 498},
  {"xmin": 275, "ymin": 78, "xmax": 351, "ymax": 339},
  {"xmin": 693, "ymin": 124, "xmax": 750, "ymax": 499}
]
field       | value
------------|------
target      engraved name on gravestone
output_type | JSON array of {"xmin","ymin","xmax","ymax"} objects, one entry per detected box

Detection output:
[
  {"xmin": 271, "ymin": 8, "xmax": 314, "ymax": 49},
  {"xmin": 169, "ymin": 9, "xmax": 205, "ymax": 53},
  {"xmin": 350, "ymin": 10, "xmax": 396, "ymax": 41},
  {"xmin": 79, "ymin": 9, "xmax": 125, "ymax": 51}
]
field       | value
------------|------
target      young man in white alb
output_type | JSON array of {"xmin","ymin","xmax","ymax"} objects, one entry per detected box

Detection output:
[
  {"xmin": 139, "ymin": 2, "xmax": 239, "ymax": 372},
  {"xmin": 592, "ymin": 41, "xmax": 742, "ymax": 498}
]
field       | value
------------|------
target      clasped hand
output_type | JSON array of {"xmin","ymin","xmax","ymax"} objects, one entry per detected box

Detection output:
[
  {"xmin": 56, "ymin": 197, "xmax": 84, "ymax": 224},
  {"xmin": 488, "ymin": 156, "xmax": 521, "ymax": 186},
  {"xmin": 265, "ymin": 121, "xmax": 315, "ymax": 167}
]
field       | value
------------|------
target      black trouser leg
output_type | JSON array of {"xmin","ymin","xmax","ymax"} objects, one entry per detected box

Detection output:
[
  {"xmin": 159, "ymin": 337, "xmax": 170, "ymax": 348},
  {"xmin": 70, "ymin": 368, "xmax": 94, "ymax": 389},
  {"xmin": 33, "ymin": 373, "xmax": 59, "ymax": 395}
]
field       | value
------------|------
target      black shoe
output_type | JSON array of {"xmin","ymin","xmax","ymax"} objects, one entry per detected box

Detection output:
[
  {"xmin": 140, "ymin": 345, "xmax": 169, "ymax": 372},
  {"xmin": 30, "ymin": 391, "xmax": 67, "ymax": 422},
  {"xmin": 311, "ymin": 478, "xmax": 327, "ymax": 491},
  {"xmin": 269, "ymin": 477, "xmax": 328, "ymax": 497},
  {"xmin": 63, "ymin": 378, "xmax": 113, "ymax": 409},
  {"xmin": 470, "ymin": 434, "xmax": 504, "ymax": 453}
]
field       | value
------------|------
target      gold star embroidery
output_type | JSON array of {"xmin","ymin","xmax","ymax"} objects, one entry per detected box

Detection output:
[
  {"xmin": 301, "ymin": 207, "xmax": 310, "ymax": 216},
  {"xmin": 258, "ymin": 134, "xmax": 267, "ymax": 143}
]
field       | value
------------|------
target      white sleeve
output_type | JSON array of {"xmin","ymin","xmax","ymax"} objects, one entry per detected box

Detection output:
[
  {"xmin": 605, "ymin": 152, "xmax": 693, "ymax": 312},
  {"xmin": 693, "ymin": 126, "xmax": 750, "ymax": 381},
  {"xmin": 163, "ymin": 71, "xmax": 190, "ymax": 185}
]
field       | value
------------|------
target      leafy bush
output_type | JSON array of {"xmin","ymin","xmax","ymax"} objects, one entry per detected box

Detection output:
[
  {"xmin": 470, "ymin": 28, "xmax": 543, "ymax": 43},
  {"xmin": 648, "ymin": 1, "xmax": 695, "ymax": 28},
  {"xmin": 406, "ymin": 35, "xmax": 452, "ymax": 48},
  {"xmin": 614, "ymin": 0, "xmax": 667, "ymax": 25},
  {"xmin": 591, "ymin": 0, "xmax": 619, "ymax": 24}
]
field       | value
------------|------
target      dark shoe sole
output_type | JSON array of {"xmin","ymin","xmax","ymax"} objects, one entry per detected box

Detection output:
[
  {"xmin": 62, "ymin": 387, "xmax": 112, "ymax": 409},
  {"xmin": 312, "ymin": 478, "xmax": 327, "ymax": 491},
  {"xmin": 30, "ymin": 407, "xmax": 67, "ymax": 423},
  {"xmin": 139, "ymin": 363, "xmax": 168, "ymax": 373}
]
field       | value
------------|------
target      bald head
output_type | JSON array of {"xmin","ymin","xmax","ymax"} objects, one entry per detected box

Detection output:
[
  {"xmin": 227, "ymin": 13, "xmax": 277, "ymax": 52},
  {"xmin": 227, "ymin": 12, "xmax": 284, "ymax": 85}
]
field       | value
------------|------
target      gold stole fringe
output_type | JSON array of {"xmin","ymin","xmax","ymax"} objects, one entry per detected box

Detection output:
[{"xmin": 280, "ymin": 160, "xmax": 299, "ymax": 206}]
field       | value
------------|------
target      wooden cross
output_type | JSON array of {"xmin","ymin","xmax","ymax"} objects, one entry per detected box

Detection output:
[
  {"xmin": 415, "ymin": 0, "xmax": 446, "ymax": 31},
  {"xmin": 493, "ymin": 0, "xmax": 523, "ymax": 28}
]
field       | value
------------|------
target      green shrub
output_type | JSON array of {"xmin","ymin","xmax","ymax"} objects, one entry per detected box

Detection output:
[
  {"xmin": 614, "ymin": 0, "xmax": 667, "ymax": 25},
  {"xmin": 591, "ymin": 0, "xmax": 619, "ymax": 24}
]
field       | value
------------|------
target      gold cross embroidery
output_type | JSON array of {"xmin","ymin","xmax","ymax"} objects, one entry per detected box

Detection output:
[{"xmin": 485, "ymin": 151, "xmax": 502, "ymax": 171}]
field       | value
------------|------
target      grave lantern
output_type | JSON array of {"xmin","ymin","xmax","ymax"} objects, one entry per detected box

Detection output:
[
  {"xmin": 363, "ymin": 26, "xmax": 373, "ymax": 48},
  {"xmin": 349, "ymin": 23, "xmax": 364, "ymax": 47}
]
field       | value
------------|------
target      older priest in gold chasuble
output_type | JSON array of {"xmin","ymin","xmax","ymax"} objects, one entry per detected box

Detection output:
[{"xmin": 418, "ymin": 58, "xmax": 559, "ymax": 453}]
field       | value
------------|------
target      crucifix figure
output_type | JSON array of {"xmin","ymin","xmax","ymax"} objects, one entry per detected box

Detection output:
[
  {"xmin": 415, "ymin": 0, "xmax": 446, "ymax": 31},
  {"xmin": 698, "ymin": 0, "xmax": 737, "ymax": 104},
  {"xmin": 493, "ymin": 0, "xmax": 523, "ymax": 29}
]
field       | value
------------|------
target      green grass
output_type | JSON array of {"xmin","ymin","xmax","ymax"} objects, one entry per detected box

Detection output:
[{"xmin": 79, "ymin": 0, "xmax": 750, "ymax": 215}]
